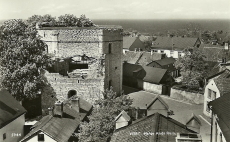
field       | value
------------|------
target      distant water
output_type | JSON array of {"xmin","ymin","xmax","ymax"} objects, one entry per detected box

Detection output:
[
  {"xmin": 1, "ymin": 19, "xmax": 230, "ymax": 35},
  {"xmin": 93, "ymin": 19, "xmax": 230, "ymax": 34}
]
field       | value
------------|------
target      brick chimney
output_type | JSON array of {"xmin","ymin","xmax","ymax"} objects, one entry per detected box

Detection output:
[
  {"xmin": 71, "ymin": 97, "xmax": 80, "ymax": 113},
  {"xmin": 48, "ymin": 107, "xmax": 54, "ymax": 116},
  {"xmin": 54, "ymin": 101, "xmax": 64, "ymax": 117}
]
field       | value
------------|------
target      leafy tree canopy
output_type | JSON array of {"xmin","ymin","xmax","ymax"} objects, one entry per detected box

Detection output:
[
  {"xmin": 76, "ymin": 14, "xmax": 94, "ymax": 27},
  {"xmin": 0, "ymin": 19, "xmax": 52, "ymax": 101},
  {"xmin": 27, "ymin": 14, "xmax": 56, "ymax": 27},
  {"xmin": 77, "ymin": 88, "xmax": 133, "ymax": 142},
  {"xmin": 58, "ymin": 14, "xmax": 78, "ymax": 27},
  {"xmin": 175, "ymin": 48, "xmax": 208, "ymax": 90}
]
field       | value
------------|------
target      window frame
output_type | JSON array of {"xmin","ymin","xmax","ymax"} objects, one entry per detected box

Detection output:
[{"xmin": 3, "ymin": 133, "xmax": 6, "ymax": 140}]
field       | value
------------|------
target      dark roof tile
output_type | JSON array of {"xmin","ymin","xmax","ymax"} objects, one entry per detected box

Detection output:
[
  {"xmin": 152, "ymin": 37, "xmax": 199, "ymax": 50},
  {"xmin": 0, "ymin": 89, "xmax": 26, "ymax": 129},
  {"xmin": 209, "ymin": 94, "xmax": 230, "ymax": 142},
  {"xmin": 111, "ymin": 113, "xmax": 195, "ymax": 142},
  {"xmin": 21, "ymin": 96, "xmax": 92, "ymax": 142}
]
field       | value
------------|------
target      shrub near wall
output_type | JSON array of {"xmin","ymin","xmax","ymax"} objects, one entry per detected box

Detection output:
[{"xmin": 170, "ymin": 87, "xmax": 204, "ymax": 104}]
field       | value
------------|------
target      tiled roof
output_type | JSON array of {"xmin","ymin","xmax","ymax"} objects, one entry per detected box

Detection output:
[
  {"xmin": 122, "ymin": 51, "xmax": 143, "ymax": 64},
  {"xmin": 128, "ymin": 91, "xmax": 167, "ymax": 109},
  {"xmin": 136, "ymin": 52, "xmax": 164, "ymax": 66},
  {"xmin": 20, "ymin": 96, "xmax": 92, "ymax": 142},
  {"xmin": 110, "ymin": 113, "xmax": 196, "ymax": 142},
  {"xmin": 213, "ymin": 78, "xmax": 230, "ymax": 96},
  {"xmin": 0, "ymin": 89, "xmax": 26, "ymax": 129},
  {"xmin": 123, "ymin": 36, "xmax": 138, "ymax": 49},
  {"xmin": 151, "ymin": 36, "xmax": 199, "ymax": 50},
  {"xmin": 200, "ymin": 47, "xmax": 229, "ymax": 62},
  {"xmin": 148, "ymin": 57, "xmax": 176, "ymax": 66},
  {"xmin": 136, "ymin": 66, "xmax": 168, "ymax": 84},
  {"xmin": 205, "ymin": 62, "xmax": 230, "ymax": 80},
  {"xmin": 209, "ymin": 94, "xmax": 230, "ymax": 142},
  {"xmin": 139, "ymin": 35, "xmax": 149, "ymax": 42},
  {"xmin": 123, "ymin": 63, "xmax": 142, "ymax": 77}
]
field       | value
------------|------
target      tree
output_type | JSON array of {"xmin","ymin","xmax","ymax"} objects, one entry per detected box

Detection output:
[
  {"xmin": 175, "ymin": 48, "xmax": 208, "ymax": 90},
  {"xmin": 76, "ymin": 15, "xmax": 94, "ymax": 27},
  {"xmin": 77, "ymin": 88, "xmax": 133, "ymax": 142},
  {"xmin": 0, "ymin": 19, "xmax": 52, "ymax": 101},
  {"xmin": 26, "ymin": 14, "xmax": 56, "ymax": 27},
  {"xmin": 58, "ymin": 14, "xmax": 78, "ymax": 27}
]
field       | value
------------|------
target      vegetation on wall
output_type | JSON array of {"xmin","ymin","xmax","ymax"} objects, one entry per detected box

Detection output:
[{"xmin": 29, "ymin": 14, "xmax": 95, "ymax": 28}]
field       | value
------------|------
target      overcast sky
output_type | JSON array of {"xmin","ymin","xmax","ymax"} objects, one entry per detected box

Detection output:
[{"xmin": 0, "ymin": 0, "xmax": 230, "ymax": 20}]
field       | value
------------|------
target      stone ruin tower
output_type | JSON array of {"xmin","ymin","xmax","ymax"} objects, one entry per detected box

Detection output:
[{"xmin": 37, "ymin": 24, "xmax": 123, "ymax": 98}]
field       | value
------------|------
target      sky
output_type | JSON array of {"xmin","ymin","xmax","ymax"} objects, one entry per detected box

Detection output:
[{"xmin": 0, "ymin": 0, "xmax": 230, "ymax": 20}]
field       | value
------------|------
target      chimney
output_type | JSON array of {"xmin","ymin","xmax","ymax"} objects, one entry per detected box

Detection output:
[
  {"xmin": 71, "ymin": 97, "xmax": 80, "ymax": 113},
  {"xmin": 54, "ymin": 101, "xmax": 64, "ymax": 117},
  {"xmin": 48, "ymin": 107, "xmax": 54, "ymax": 116},
  {"xmin": 224, "ymin": 42, "xmax": 229, "ymax": 50}
]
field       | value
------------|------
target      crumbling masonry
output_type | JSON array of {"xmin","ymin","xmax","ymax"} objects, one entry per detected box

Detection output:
[{"xmin": 37, "ymin": 25, "xmax": 123, "ymax": 103}]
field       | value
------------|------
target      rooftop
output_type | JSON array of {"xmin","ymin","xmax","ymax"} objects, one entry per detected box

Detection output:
[
  {"xmin": 136, "ymin": 52, "xmax": 165, "ymax": 66},
  {"xmin": 111, "ymin": 112, "xmax": 196, "ymax": 142},
  {"xmin": 152, "ymin": 36, "xmax": 199, "ymax": 51},
  {"xmin": 209, "ymin": 94, "xmax": 230, "ymax": 142},
  {"xmin": 123, "ymin": 36, "xmax": 138, "ymax": 49},
  {"xmin": 0, "ymin": 89, "xmax": 26, "ymax": 129},
  {"xmin": 136, "ymin": 66, "xmax": 168, "ymax": 84},
  {"xmin": 214, "ymin": 78, "xmax": 230, "ymax": 96},
  {"xmin": 20, "ymin": 95, "xmax": 92, "ymax": 142},
  {"xmin": 128, "ymin": 91, "xmax": 166, "ymax": 109}
]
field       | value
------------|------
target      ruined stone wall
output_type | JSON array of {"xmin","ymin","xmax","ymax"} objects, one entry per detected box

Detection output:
[
  {"xmin": 38, "ymin": 27, "xmax": 123, "ymax": 100},
  {"xmin": 103, "ymin": 29, "xmax": 123, "ymax": 95},
  {"xmin": 38, "ymin": 29, "xmax": 104, "ymax": 58},
  {"xmin": 44, "ymin": 71, "xmax": 104, "ymax": 104}
]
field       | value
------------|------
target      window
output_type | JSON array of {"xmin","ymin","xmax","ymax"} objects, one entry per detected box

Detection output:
[
  {"xmin": 208, "ymin": 89, "xmax": 211, "ymax": 99},
  {"xmin": 3, "ymin": 133, "xmax": 6, "ymax": 140},
  {"xmin": 212, "ymin": 91, "xmax": 216, "ymax": 100},
  {"xmin": 220, "ymin": 132, "xmax": 223, "ymax": 142},
  {"xmin": 206, "ymin": 101, "xmax": 210, "ymax": 112},
  {"xmin": 109, "ymin": 80, "xmax": 112, "ymax": 89},
  {"xmin": 108, "ymin": 43, "xmax": 112, "ymax": 54},
  {"xmin": 38, "ymin": 134, "xmax": 44, "ymax": 141},
  {"xmin": 161, "ymin": 50, "xmax": 164, "ymax": 53}
]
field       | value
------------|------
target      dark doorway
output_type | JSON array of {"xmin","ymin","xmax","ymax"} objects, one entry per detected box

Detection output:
[{"xmin": 162, "ymin": 85, "xmax": 171, "ymax": 96}]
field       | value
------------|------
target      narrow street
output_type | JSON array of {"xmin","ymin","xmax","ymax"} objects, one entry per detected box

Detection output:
[{"xmin": 123, "ymin": 85, "xmax": 211, "ymax": 142}]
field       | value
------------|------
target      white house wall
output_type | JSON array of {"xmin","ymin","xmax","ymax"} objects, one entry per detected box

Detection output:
[
  {"xmin": 23, "ymin": 131, "xmax": 56, "ymax": 142},
  {"xmin": 116, "ymin": 116, "xmax": 129, "ymax": 130},
  {"xmin": 0, "ymin": 114, "xmax": 25, "ymax": 142},
  {"xmin": 203, "ymin": 80, "xmax": 221, "ymax": 117}
]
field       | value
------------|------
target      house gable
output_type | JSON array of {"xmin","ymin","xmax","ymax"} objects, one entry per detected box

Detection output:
[
  {"xmin": 147, "ymin": 96, "xmax": 169, "ymax": 116},
  {"xmin": 129, "ymin": 38, "xmax": 145, "ymax": 51}
]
